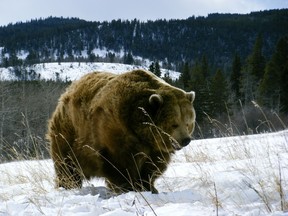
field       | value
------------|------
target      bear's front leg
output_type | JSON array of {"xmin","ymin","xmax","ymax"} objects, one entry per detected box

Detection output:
[
  {"xmin": 137, "ymin": 166, "xmax": 159, "ymax": 194},
  {"xmin": 103, "ymin": 161, "xmax": 156, "ymax": 193},
  {"xmin": 54, "ymin": 156, "xmax": 83, "ymax": 189},
  {"xmin": 105, "ymin": 170, "xmax": 158, "ymax": 193},
  {"xmin": 138, "ymin": 151, "xmax": 171, "ymax": 194}
]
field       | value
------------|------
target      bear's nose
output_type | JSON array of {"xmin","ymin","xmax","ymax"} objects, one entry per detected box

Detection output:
[{"xmin": 181, "ymin": 138, "xmax": 191, "ymax": 147}]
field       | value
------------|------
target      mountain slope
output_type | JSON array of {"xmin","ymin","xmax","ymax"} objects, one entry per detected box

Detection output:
[{"xmin": 1, "ymin": 9, "xmax": 287, "ymax": 69}]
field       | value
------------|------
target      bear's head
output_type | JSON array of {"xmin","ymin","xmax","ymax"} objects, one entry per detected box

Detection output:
[
  {"xmin": 145, "ymin": 89, "xmax": 195, "ymax": 153},
  {"xmin": 126, "ymin": 85, "xmax": 195, "ymax": 153}
]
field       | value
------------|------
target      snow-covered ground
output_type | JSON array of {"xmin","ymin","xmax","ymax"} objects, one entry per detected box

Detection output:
[
  {"xmin": 0, "ymin": 62, "xmax": 180, "ymax": 81},
  {"xmin": 1, "ymin": 130, "xmax": 288, "ymax": 215}
]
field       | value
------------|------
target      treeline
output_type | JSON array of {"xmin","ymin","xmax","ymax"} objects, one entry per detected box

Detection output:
[
  {"xmin": 0, "ymin": 80, "xmax": 69, "ymax": 162},
  {"xmin": 172, "ymin": 34, "xmax": 288, "ymax": 137},
  {"xmin": 0, "ymin": 9, "xmax": 288, "ymax": 69}
]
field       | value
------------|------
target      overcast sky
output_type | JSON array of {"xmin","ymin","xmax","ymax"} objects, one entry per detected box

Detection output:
[{"xmin": 0, "ymin": 0, "xmax": 287, "ymax": 26}]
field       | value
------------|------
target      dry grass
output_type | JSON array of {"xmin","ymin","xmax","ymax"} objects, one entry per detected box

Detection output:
[{"xmin": 179, "ymin": 103, "xmax": 288, "ymax": 214}]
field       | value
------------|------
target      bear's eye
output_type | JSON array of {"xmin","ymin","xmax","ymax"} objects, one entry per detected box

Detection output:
[{"xmin": 172, "ymin": 124, "xmax": 179, "ymax": 129}]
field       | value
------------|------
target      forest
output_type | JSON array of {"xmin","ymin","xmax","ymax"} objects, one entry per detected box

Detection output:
[
  {"xmin": 175, "ymin": 34, "xmax": 288, "ymax": 127},
  {"xmin": 0, "ymin": 9, "xmax": 287, "ymax": 68},
  {"xmin": 0, "ymin": 9, "xmax": 288, "ymax": 161}
]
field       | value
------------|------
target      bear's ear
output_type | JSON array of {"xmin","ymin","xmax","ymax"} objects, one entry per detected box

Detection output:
[
  {"xmin": 149, "ymin": 94, "xmax": 163, "ymax": 107},
  {"xmin": 186, "ymin": 91, "xmax": 195, "ymax": 103}
]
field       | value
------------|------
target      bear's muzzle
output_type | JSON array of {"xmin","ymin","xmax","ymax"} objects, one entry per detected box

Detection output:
[
  {"xmin": 181, "ymin": 137, "xmax": 191, "ymax": 147},
  {"xmin": 172, "ymin": 137, "xmax": 191, "ymax": 150}
]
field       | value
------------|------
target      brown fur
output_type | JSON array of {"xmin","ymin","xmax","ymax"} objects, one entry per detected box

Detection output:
[{"xmin": 47, "ymin": 69, "xmax": 195, "ymax": 193}]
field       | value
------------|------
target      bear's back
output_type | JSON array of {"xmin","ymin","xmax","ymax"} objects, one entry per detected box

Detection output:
[{"xmin": 62, "ymin": 72, "xmax": 116, "ymax": 106}]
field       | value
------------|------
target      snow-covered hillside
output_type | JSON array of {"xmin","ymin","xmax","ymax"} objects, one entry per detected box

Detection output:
[
  {"xmin": 1, "ymin": 130, "xmax": 288, "ymax": 215},
  {"xmin": 0, "ymin": 62, "xmax": 180, "ymax": 81}
]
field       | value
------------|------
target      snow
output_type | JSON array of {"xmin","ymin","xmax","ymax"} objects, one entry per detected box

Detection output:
[
  {"xmin": 17, "ymin": 50, "xmax": 29, "ymax": 60},
  {"xmin": 1, "ymin": 130, "xmax": 288, "ymax": 215},
  {"xmin": 0, "ymin": 62, "xmax": 180, "ymax": 81}
]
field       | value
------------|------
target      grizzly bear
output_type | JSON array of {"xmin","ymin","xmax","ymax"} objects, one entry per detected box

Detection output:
[{"xmin": 47, "ymin": 69, "xmax": 195, "ymax": 193}]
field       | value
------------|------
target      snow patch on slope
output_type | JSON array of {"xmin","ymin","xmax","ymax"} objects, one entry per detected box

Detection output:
[{"xmin": 0, "ymin": 62, "xmax": 180, "ymax": 81}]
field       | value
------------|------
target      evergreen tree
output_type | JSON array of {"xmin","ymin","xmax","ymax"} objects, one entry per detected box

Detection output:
[
  {"xmin": 149, "ymin": 61, "xmax": 161, "ymax": 77},
  {"xmin": 149, "ymin": 62, "xmax": 155, "ymax": 73},
  {"xmin": 154, "ymin": 61, "xmax": 161, "ymax": 77},
  {"xmin": 258, "ymin": 36, "xmax": 288, "ymax": 112},
  {"xmin": 89, "ymin": 53, "xmax": 96, "ymax": 62},
  {"xmin": 200, "ymin": 55, "xmax": 209, "ymax": 78},
  {"xmin": 163, "ymin": 72, "xmax": 173, "ymax": 84},
  {"xmin": 25, "ymin": 50, "xmax": 39, "ymax": 65},
  {"xmin": 124, "ymin": 52, "xmax": 134, "ymax": 64},
  {"xmin": 240, "ymin": 64, "xmax": 255, "ymax": 105},
  {"xmin": 179, "ymin": 62, "xmax": 191, "ymax": 90},
  {"xmin": 210, "ymin": 69, "xmax": 229, "ymax": 117},
  {"xmin": 278, "ymin": 37, "xmax": 288, "ymax": 113},
  {"xmin": 230, "ymin": 53, "xmax": 242, "ymax": 100},
  {"xmin": 190, "ymin": 60, "xmax": 211, "ymax": 121},
  {"xmin": 107, "ymin": 52, "xmax": 115, "ymax": 63},
  {"xmin": 240, "ymin": 34, "xmax": 265, "ymax": 105},
  {"xmin": 249, "ymin": 34, "xmax": 266, "ymax": 80}
]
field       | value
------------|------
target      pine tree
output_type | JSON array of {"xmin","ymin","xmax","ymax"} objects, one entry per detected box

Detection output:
[
  {"xmin": 179, "ymin": 62, "xmax": 191, "ymax": 90},
  {"xmin": 279, "ymin": 37, "xmax": 288, "ymax": 113},
  {"xmin": 89, "ymin": 53, "xmax": 96, "ymax": 62},
  {"xmin": 154, "ymin": 61, "xmax": 161, "ymax": 77},
  {"xmin": 163, "ymin": 72, "xmax": 173, "ymax": 84},
  {"xmin": 230, "ymin": 53, "xmax": 242, "ymax": 100},
  {"xmin": 258, "ymin": 36, "xmax": 288, "ymax": 112},
  {"xmin": 25, "ymin": 50, "xmax": 39, "ymax": 65},
  {"xmin": 149, "ymin": 62, "xmax": 155, "ymax": 73},
  {"xmin": 148, "ymin": 61, "xmax": 161, "ymax": 77},
  {"xmin": 258, "ymin": 56, "xmax": 280, "ymax": 111},
  {"xmin": 210, "ymin": 69, "xmax": 229, "ymax": 117},
  {"xmin": 124, "ymin": 52, "xmax": 134, "ymax": 64},
  {"xmin": 190, "ymin": 60, "xmax": 211, "ymax": 121},
  {"xmin": 200, "ymin": 55, "xmax": 209, "ymax": 78},
  {"xmin": 249, "ymin": 34, "xmax": 266, "ymax": 80},
  {"xmin": 240, "ymin": 34, "xmax": 265, "ymax": 105}
]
